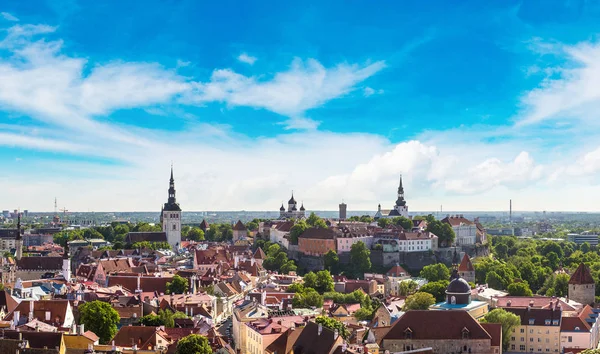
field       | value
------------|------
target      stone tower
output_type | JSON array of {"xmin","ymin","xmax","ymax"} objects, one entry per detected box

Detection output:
[
  {"xmin": 568, "ymin": 263, "xmax": 595, "ymax": 305},
  {"xmin": 161, "ymin": 166, "xmax": 182, "ymax": 250},
  {"xmin": 458, "ymin": 253, "xmax": 475, "ymax": 283}
]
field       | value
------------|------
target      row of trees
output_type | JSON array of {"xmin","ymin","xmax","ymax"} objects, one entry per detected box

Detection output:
[{"xmin": 484, "ymin": 235, "xmax": 600, "ymax": 299}]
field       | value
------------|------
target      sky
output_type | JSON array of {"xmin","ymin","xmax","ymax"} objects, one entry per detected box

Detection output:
[{"xmin": 2, "ymin": 0, "xmax": 600, "ymax": 212}]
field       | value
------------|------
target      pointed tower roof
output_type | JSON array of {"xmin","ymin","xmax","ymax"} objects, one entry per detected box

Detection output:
[
  {"xmin": 280, "ymin": 204, "xmax": 285, "ymax": 211},
  {"xmin": 253, "ymin": 247, "xmax": 266, "ymax": 260},
  {"xmin": 163, "ymin": 165, "xmax": 181, "ymax": 212},
  {"xmin": 288, "ymin": 193, "xmax": 296, "ymax": 205},
  {"xmin": 569, "ymin": 263, "xmax": 595, "ymax": 285},
  {"xmin": 300, "ymin": 202, "xmax": 305, "ymax": 211},
  {"xmin": 233, "ymin": 220, "xmax": 247, "ymax": 231},
  {"xmin": 395, "ymin": 174, "xmax": 406, "ymax": 207},
  {"xmin": 458, "ymin": 253, "xmax": 474, "ymax": 272},
  {"xmin": 199, "ymin": 219, "xmax": 209, "ymax": 230}
]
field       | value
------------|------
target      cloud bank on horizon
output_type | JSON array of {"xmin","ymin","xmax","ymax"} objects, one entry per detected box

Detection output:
[{"xmin": 1, "ymin": 1, "xmax": 600, "ymax": 212}]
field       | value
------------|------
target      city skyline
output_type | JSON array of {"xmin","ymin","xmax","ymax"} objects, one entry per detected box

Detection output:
[{"xmin": 2, "ymin": 1, "xmax": 600, "ymax": 211}]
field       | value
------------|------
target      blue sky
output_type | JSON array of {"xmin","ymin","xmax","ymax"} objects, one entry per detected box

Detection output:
[{"xmin": 2, "ymin": 0, "xmax": 600, "ymax": 212}]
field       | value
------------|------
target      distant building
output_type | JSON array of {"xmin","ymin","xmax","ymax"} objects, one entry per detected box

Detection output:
[
  {"xmin": 232, "ymin": 220, "xmax": 247, "ymax": 242},
  {"xmin": 279, "ymin": 193, "xmax": 306, "ymax": 219},
  {"xmin": 338, "ymin": 202, "xmax": 347, "ymax": 220},
  {"xmin": 375, "ymin": 175, "xmax": 408, "ymax": 219},
  {"xmin": 335, "ymin": 225, "xmax": 373, "ymax": 254},
  {"xmin": 160, "ymin": 166, "xmax": 182, "ymax": 249},
  {"xmin": 567, "ymin": 232, "xmax": 599, "ymax": 246}
]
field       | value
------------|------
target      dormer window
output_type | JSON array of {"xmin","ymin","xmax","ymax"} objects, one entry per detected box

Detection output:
[
  {"xmin": 545, "ymin": 319, "xmax": 551, "ymax": 325},
  {"xmin": 404, "ymin": 328, "xmax": 413, "ymax": 339},
  {"xmin": 528, "ymin": 319, "xmax": 535, "ymax": 325},
  {"xmin": 462, "ymin": 328, "xmax": 470, "ymax": 339},
  {"xmin": 552, "ymin": 319, "xmax": 559, "ymax": 325}
]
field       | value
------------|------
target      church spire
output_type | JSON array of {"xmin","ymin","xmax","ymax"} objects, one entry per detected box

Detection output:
[
  {"xmin": 168, "ymin": 165, "xmax": 176, "ymax": 205},
  {"xmin": 395, "ymin": 174, "xmax": 406, "ymax": 207}
]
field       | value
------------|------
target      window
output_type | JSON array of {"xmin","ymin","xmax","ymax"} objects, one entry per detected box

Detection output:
[
  {"xmin": 568, "ymin": 336, "xmax": 572, "ymax": 343},
  {"xmin": 552, "ymin": 320, "xmax": 559, "ymax": 325},
  {"xmin": 511, "ymin": 337, "xmax": 515, "ymax": 341},
  {"xmin": 173, "ymin": 224, "xmax": 177, "ymax": 230},
  {"xmin": 511, "ymin": 345, "xmax": 516, "ymax": 350},
  {"xmin": 530, "ymin": 329, "xmax": 534, "ymax": 334},
  {"xmin": 530, "ymin": 338, "xmax": 534, "ymax": 342},
  {"xmin": 521, "ymin": 329, "xmax": 525, "ymax": 333},
  {"xmin": 529, "ymin": 319, "xmax": 535, "ymax": 325},
  {"xmin": 520, "ymin": 345, "xmax": 526, "ymax": 351}
]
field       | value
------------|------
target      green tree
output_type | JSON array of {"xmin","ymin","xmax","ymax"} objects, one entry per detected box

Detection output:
[
  {"xmin": 315, "ymin": 270, "xmax": 334, "ymax": 293},
  {"xmin": 544, "ymin": 251, "xmax": 560, "ymax": 270},
  {"xmin": 324, "ymin": 250, "xmax": 340, "ymax": 274},
  {"xmin": 507, "ymin": 282, "xmax": 533, "ymax": 296},
  {"xmin": 494, "ymin": 244, "xmax": 509, "ymax": 260},
  {"xmin": 306, "ymin": 212, "xmax": 327, "ymax": 228},
  {"xmin": 187, "ymin": 227, "xmax": 205, "ymax": 241},
  {"xmin": 359, "ymin": 215, "xmax": 374, "ymax": 223},
  {"xmin": 403, "ymin": 292, "xmax": 435, "ymax": 310},
  {"xmin": 303, "ymin": 272, "xmax": 317, "ymax": 289},
  {"xmin": 398, "ymin": 280, "xmax": 418, "ymax": 296},
  {"xmin": 79, "ymin": 301, "xmax": 120, "ymax": 344},
  {"xmin": 166, "ymin": 275, "xmax": 189, "ymax": 295},
  {"xmin": 420, "ymin": 263, "xmax": 450, "ymax": 283},
  {"xmin": 485, "ymin": 271, "xmax": 506, "ymax": 290},
  {"xmin": 481, "ymin": 308, "xmax": 521, "ymax": 351},
  {"xmin": 289, "ymin": 220, "xmax": 308, "ymax": 245},
  {"xmin": 582, "ymin": 350, "xmax": 600, "ymax": 354},
  {"xmin": 292, "ymin": 288, "xmax": 323, "ymax": 308},
  {"xmin": 246, "ymin": 220, "xmax": 259, "ymax": 231},
  {"xmin": 426, "ymin": 220, "xmax": 455, "ymax": 247},
  {"xmin": 392, "ymin": 216, "xmax": 413, "ymax": 230},
  {"xmin": 541, "ymin": 241, "xmax": 564, "ymax": 259},
  {"xmin": 139, "ymin": 313, "xmax": 163, "ymax": 326},
  {"xmin": 377, "ymin": 218, "xmax": 392, "ymax": 228},
  {"xmin": 581, "ymin": 242, "xmax": 591, "ymax": 253},
  {"xmin": 315, "ymin": 316, "xmax": 350, "ymax": 339},
  {"xmin": 350, "ymin": 241, "xmax": 371, "ymax": 276},
  {"xmin": 418, "ymin": 280, "xmax": 449, "ymax": 303},
  {"xmin": 176, "ymin": 334, "xmax": 212, "ymax": 354},
  {"xmin": 280, "ymin": 260, "xmax": 297, "ymax": 274}
]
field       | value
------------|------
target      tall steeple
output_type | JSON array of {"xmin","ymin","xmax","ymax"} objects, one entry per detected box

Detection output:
[
  {"xmin": 168, "ymin": 164, "xmax": 176, "ymax": 205},
  {"xmin": 395, "ymin": 174, "xmax": 406, "ymax": 207}
]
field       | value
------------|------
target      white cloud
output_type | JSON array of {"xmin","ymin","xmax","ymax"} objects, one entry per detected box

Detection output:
[
  {"xmin": 519, "ymin": 41, "xmax": 600, "ymax": 126},
  {"xmin": 185, "ymin": 58, "xmax": 386, "ymax": 128},
  {"xmin": 1, "ymin": 12, "xmax": 19, "ymax": 22},
  {"xmin": 363, "ymin": 86, "xmax": 384, "ymax": 97},
  {"xmin": 237, "ymin": 53, "xmax": 257, "ymax": 65}
]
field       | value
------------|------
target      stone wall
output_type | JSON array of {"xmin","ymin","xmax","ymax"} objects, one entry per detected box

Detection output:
[{"xmin": 568, "ymin": 283, "xmax": 596, "ymax": 305}]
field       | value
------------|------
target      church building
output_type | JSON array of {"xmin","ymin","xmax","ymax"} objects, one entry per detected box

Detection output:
[
  {"xmin": 278, "ymin": 193, "xmax": 306, "ymax": 219},
  {"xmin": 375, "ymin": 175, "xmax": 409, "ymax": 219},
  {"xmin": 161, "ymin": 166, "xmax": 182, "ymax": 249}
]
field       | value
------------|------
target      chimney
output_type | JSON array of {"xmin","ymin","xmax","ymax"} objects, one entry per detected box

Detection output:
[
  {"xmin": 318, "ymin": 323, "xmax": 323, "ymax": 336},
  {"xmin": 112, "ymin": 341, "xmax": 116, "ymax": 351},
  {"xmin": 334, "ymin": 329, "xmax": 339, "ymax": 340},
  {"xmin": 45, "ymin": 311, "xmax": 51, "ymax": 321},
  {"xmin": 28, "ymin": 302, "xmax": 34, "ymax": 321},
  {"xmin": 13, "ymin": 310, "xmax": 20, "ymax": 327},
  {"xmin": 79, "ymin": 324, "xmax": 84, "ymax": 335},
  {"xmin": 190, "ymin": 307, "xmax": 194, "ymax": 317}
]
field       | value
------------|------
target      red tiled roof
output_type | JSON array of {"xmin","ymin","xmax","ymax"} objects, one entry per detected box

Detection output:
[
  {"xmin": 233, "ymin": 220, "xmax": 246, "ymax": 231},
  {"xmin": 494, "ymin": 296, "xmax": 577, "ymax": 311},
  {"xmin": 386, "ymin": 265, "xmax": 408, "ymax": 277},
  {"xmin": 458, "ymin": 254, "xmax": 474, "ymax": 272},
  {"xmin": 383, "ymin": 311, "xmax": 491, "ymax": 340},
  {"xmin": 253, "ymin": 247, "xmax": 266, "ymax": 260},
  {"xmin": 441, "ymin": 216, "xmax": 474, "ymax": 227},
  {"xmin": 569, "ymin": 263, "xmax": 595, "ymax": 285},
  {"xmin": 298, "ymin": 227, "xmax": 335, "ymax": 240},
  {"xmin": 481, "ymin": 322, "xmax": 502, "ymax": 348}
]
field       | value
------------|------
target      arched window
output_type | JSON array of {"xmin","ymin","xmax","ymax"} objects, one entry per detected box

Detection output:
[{"xmin": 451, "ymin": 296, "xmax": 456, "ymax": 304}]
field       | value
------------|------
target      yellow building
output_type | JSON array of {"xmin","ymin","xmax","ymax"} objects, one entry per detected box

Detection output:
[{"xmin": 505, "ymin": 306, "xmax": 562, "ymax": 353}]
